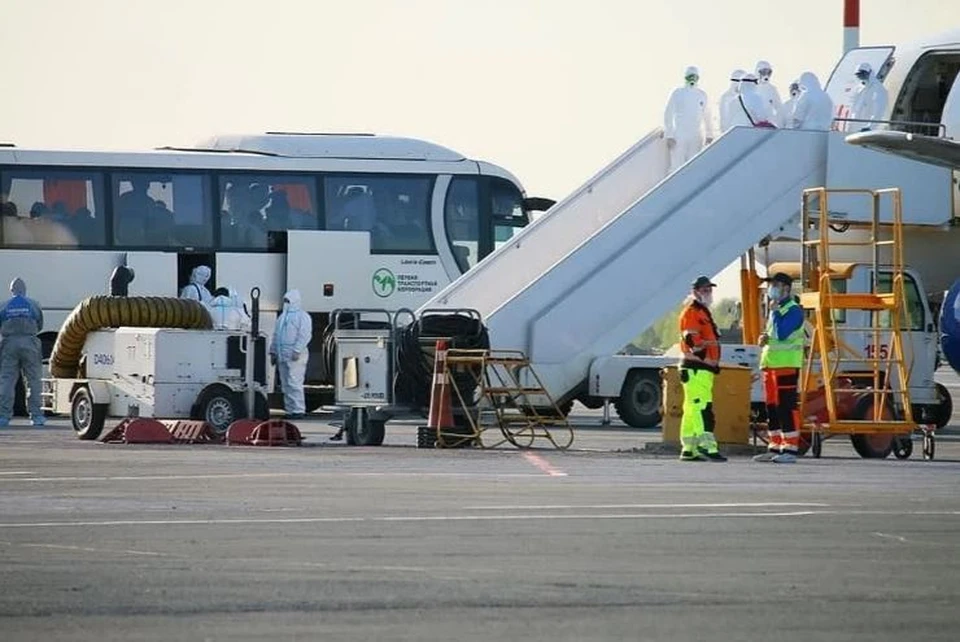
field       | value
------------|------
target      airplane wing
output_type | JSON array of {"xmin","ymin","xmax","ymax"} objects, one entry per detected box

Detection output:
[{"xmin": 844, "ymin": 131, "xmax": 960, "ymax": 170}]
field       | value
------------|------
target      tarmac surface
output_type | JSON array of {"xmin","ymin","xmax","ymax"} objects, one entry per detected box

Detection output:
[{"xmin": 1, "ymin": 370, "xmax": 959, "ymax": 641}]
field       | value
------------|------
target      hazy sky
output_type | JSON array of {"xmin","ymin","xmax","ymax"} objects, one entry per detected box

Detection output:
[{"xmin": 2, "ymin": 0, "xmax": 957, "ymax": 298}]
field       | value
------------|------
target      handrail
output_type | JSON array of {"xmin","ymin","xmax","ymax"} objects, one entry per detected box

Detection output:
[{"xmin": 832, "ymin": 118, "xmax": 947, "ymax": 137}]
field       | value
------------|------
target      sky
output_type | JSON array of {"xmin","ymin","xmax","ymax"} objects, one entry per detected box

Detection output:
[{"xmin": 2, "ymin": 0, "xmax": 957, "ymax": 300}]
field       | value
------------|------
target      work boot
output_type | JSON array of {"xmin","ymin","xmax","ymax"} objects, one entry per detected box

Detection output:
[
  {"xmin": 679, "ymin": 449, "xmax": 707, "ymax": 462},
  {"xmin": 753, "ymin": 451, "xmax": 778, "ymax": 462},
  {"xmin": 772, "ymin": 452, "xmax": 797, "ymax": 464},
  {"xmin": 699, "ymin": 448, "xmax": 727, "ymax": 462}
]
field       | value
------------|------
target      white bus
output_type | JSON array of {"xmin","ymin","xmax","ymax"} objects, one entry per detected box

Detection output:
[{"xmin": 0, "ymin": 132, "xmax": 545, "ymax": 411}]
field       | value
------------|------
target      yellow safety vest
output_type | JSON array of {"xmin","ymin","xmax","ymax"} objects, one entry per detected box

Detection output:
[{"xmin": 760, "ymin": 298, "xmax": 805, "ymax": 369}]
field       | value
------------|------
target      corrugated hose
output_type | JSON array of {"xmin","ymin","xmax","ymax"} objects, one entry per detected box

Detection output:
[{"xmin": 49, "ymin": 296, "xmax": 213, "ymax": 378}]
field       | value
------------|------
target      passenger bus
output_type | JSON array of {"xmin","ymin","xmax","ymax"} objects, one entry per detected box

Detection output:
[{"xmin": 0, "ymin": 132, "xmax": 542, "ymax": 411}]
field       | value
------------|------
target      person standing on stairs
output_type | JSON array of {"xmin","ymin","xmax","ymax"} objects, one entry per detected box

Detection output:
[{"xmin": 663, "ymin": 66, "xmax": 714, "ymax": 172}]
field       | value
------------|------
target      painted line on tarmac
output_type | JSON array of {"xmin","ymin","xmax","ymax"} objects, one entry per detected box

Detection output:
[
  {"xmin": 521, "ymin": 452, "xmax": 568, "ymax": 477},
  {"xmin": 872, "ymin": 532, "xmax": 910, "ymax": 543},
  {"xmin": 14, "ymin": 542, "xmax": 170, "ymax": 557},
  {"xmin": 3, "ymin": 508, "xmax": 958, "ymax": 529},
  {"xmin": 464, "ymin": 502, "xmax": 832, "ymax": 510},
  {"xmin": 0, "ymin": 472, "xmax": 549, "ymax": 483},
  {"xmin": 0, "ymin": 471, "xmax": 35, "ymax": 475}
]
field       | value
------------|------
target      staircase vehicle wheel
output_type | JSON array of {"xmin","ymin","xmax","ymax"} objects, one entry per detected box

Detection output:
[
  {"xmin": 931, "ymin": 383, "xmax": 952, "ymax": 430},
  {"xmin": 615, "ymin": 370, "xmax": 662, "ymax": 428}
]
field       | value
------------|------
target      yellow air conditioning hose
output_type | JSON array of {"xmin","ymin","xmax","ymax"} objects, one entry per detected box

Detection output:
[{"xmin": 49, "ymin": 296, "xmax": 213, "ymax": 378}]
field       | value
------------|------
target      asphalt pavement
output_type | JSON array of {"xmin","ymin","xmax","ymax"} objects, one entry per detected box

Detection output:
[{"xmin": 0, "ymin": 370, "xmax": 958, "ymax": 641}]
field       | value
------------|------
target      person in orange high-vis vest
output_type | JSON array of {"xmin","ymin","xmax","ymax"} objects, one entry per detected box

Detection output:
[{"xmin": 677, "ymin": 276, "xmax": 727, "ymax": 462}]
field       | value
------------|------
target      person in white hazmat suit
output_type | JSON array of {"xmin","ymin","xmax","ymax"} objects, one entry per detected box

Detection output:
[
  {"xmin": 180, "ymin": 265, "xmax": 214, "ymax": 306},
  {"xmin": 663, "ymin": 65, "xmax": 715, "ymax": 172},
  {"xmin": 755, "ymin": 60, "xmax": 785, "ymax": 127},
  {"xmin": 718, "ymin": 69, "xmax": 747, "ymax": 132},
  {"xmin": 269, "ymin": 289, "xmax": 312, "ymax": 419},
  {"xmin": 726, "ymin": 73, "xmax": 776, "ymax": 129},
  {"xmin": 847, "ymin": 62, "xmax": 889, "ymax": 131},
  {"xmin": 209, "ymin": 287, "xmax": 251, "ymax": 332},
  {"xmin": 791, "ymin": 72, "xmax": 835, "ymax": 130},
  {"xmin": 0, "ymin": 278, "xmax": 44, "ymax": 427},
  {"xmin": 780, "ymin": 80, "xmax": 801, "ymax": 129}
]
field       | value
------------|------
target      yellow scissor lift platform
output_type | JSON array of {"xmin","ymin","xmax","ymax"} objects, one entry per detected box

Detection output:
[
  {"xmin": 439, "ymin": 349, "xmax": 575, "ymax": 450},
  {"xmin": 798, "ymin": 187, "xmax": 935, "ymax": 459}
]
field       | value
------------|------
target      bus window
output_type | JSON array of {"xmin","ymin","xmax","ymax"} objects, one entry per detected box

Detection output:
[
  {"xmin": 489, "ymin": 178, "xmax": 528, "ymax": 253},
  {"xmin": 112, "ymin": 172, "xmax": 212, "ymax": 248},
  {"xmin": 324, "ymin": 175, "xmax": 434, "ymax": 253},
  {"xmin": 0, "ymin": 169, "xmax": 105, "ymax": 247},
  {"xmin": 219, "ymin": 175, "xmax": 319, "ymax": 250},
  {"xmin": 444, "ymin": 177, "xmax": 479, "ymax": 272}
]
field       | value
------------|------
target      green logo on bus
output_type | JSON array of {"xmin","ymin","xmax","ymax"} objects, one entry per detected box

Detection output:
[{"xmin": 372, "ymin": 268, "xmax": 396, "ymax": 298}]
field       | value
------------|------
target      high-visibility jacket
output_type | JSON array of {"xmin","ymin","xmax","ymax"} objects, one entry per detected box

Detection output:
[
  {"xmin": 679, "ymin": 299, "xmax": 721, "ymax": 373},
  {"xmin": 760, "ymin": 297, "xmax": 805, "ymax": 369}
]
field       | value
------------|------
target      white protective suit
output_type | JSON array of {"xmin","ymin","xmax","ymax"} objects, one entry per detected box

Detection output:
[
  {"xmin": 209, "ymin": 288, "xmax": 251, "ymax": 332},
  {"xmin": 718, "ymin": 69, "xmax": 747, "ymax": 132},
  {"xmin": 180, "ymin": 265, "xmax": 214, "ymax": 306},
  {"xmin": 780, "ymin": 81, "xmax": 801, "ymax": 129},
  {"xmin": 847, "ymin": 62, "xmax": 889, "ymax": 131},
  {"xmin": 755, "ymin": 60, "xmax": 785, "ymax": 127},
  {"xmin": 792, "ymin": 72, "xmax": 835, "ymax": 130},
  {"xmin": 663, "ymin": 65, "xmax": 715, "ymax": 172},
  {"xmin": 269, "ymin": 289, "xmax": 312, "ymax": 417},
  {"xmin": 726, "ymin": 73, "xmax": 776, "ymax": 129}
]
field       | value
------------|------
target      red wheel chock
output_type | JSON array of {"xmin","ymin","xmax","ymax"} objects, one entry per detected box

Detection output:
[
  {"xmin": 101, "ymin": 418, "xmax": 222, "ymax": 444},
  {"xmin": 226, "ymin": 419, "xmax": 303, "ymax": 447}
]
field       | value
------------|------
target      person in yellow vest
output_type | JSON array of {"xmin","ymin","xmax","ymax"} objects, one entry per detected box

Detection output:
[
  {"xmin": 677, "ymin": 276, "xmax": 727, "ymax": 462},
  {"xmin": 754, "ymin": 272, "xmax": 806, "ymax": 463}
]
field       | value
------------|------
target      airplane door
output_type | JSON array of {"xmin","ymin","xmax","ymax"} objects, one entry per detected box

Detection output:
[
  {"xmin": 824, "ymin": 46, "xmax": 895, "ymax": 130},
  {"xmin": 940, "ymin": 72, "xmax": 960, "ymax": 219},
  {"xmin": 941, "ymin": 71, "xmax": 960, "ymax": 138}
]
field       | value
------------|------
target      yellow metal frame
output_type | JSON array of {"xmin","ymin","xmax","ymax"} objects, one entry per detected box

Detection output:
[
  {"xmin": 798, "ymin": 187, "xmax": 916, "ymax": 436},
  {"xmin": 438, "ymin": 349, "xmax": 574, "ymax": 450}
]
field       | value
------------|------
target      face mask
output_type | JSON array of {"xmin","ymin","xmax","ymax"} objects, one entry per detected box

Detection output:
[{"xmin": 767, "ymin": 286, "xmax": 781, "ymax": 300}]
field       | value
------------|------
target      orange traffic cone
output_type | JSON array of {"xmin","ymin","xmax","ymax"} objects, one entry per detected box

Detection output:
[{"xmin": 427, "ymin": 339, "xmax": 454, "ymax": 431}]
